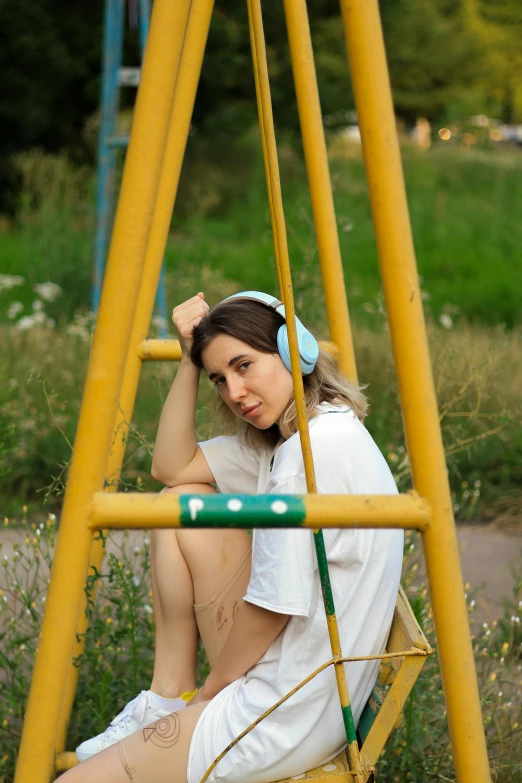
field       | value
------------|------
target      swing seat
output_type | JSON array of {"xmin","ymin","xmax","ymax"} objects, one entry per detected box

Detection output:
[{"xmin": 273, "ymin": 586, "xmax": 432, "ymax": 783}]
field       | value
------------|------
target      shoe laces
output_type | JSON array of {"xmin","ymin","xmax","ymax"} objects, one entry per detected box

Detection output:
[{"xmin": 106, "ymin": 691, "xmax": 150, "ymax": 738}]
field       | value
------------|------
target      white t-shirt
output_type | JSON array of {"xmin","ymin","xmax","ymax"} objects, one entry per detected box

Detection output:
[{"xmin": 188, "ymin": 403, "xmax": 403, "ymax": 783}]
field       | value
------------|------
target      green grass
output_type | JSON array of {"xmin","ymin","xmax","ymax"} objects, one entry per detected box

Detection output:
[
  {"xmin": 0, "ymin": 141, "xmax": 521, "ymax": 516},
  {"xmin": 163, "ymin": 141, "xmax": 522, "ymax": 328},
  {"xmin": 1, "ymin": 143, "xmax": 522, "ymax": 782},
  {"xmin": 1, "ymin": 519, "xmax": 521, "ymax": 782},
  {"xmin": 1, "ymin": 142, "xmax": 521, "ymax": 329}
]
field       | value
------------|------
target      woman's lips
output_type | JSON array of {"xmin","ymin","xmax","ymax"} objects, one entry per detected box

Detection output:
[{"xmin": 242, "ymin": 404, "xmax": 261, "ymax": 419}]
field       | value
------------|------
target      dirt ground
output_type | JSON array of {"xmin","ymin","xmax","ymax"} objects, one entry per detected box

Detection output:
[{"xmin": 454, "ymin": 524, "xmax": 521, "ymax": 625}]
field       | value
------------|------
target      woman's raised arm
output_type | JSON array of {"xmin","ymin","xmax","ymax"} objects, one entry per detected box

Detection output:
[{"xmin": 151, "ymin": 293, "xmax": 215, "ymax": 487}]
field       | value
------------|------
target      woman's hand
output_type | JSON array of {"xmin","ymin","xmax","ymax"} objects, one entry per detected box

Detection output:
[{"xmin": 172, "ymin": 292, "xmax": 209, "ymax": 357}]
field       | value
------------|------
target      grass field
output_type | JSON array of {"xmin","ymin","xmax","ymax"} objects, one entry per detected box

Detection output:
[
  {"xmin": 1, "ymin": 141, "xmax": 521, "ymax": 782},
  {"xmin": 0, "ymin": 140, "xmax": 521, "ymax": 516}
]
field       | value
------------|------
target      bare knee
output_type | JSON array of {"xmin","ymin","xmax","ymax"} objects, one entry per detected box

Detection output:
[
  {"xmin": 160, "ymin": 483, "xmax": 217, "ymax": 496},
  {"xmin": 153, "ymin": 485, "xmax": 218, "ymax": 545}
]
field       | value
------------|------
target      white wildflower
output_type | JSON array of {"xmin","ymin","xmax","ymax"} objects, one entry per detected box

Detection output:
[
  {"xmin": 25, "ymin": 608, "xmax": 31, "ymax": 615},
  {"xmin": 133, "ymin": 546, "xmax": 141, "ymax": 555},
  {"xmin": 48, "ymin": 513, "xmax": 56, "ymax": 521},
  {"xmin": 0, "ymin": 274, "xmax": 25, "ymax": 291},
  {"xmin": 470, "ymin": 600, "xmax": 475, "ymax": 608},
  {"xmin": 32, "ymin": 299, "xmax": 44, "ymax": 312},
  {"xmin": 65, "ymin": 323, "xmax": 90, "ymax": 341},
  {"xmin": 439, "ymin": 313, "xmax": 454, "ymax": 329},
  {"xmin": 144, "ymin": 604, "xmax": 153, "ymax": 614},
  {"xmin": 133, "ymin": 577, "xmax": 140, "ymax": 587},
  {"xmin": 33, "ymin": 282, "xmax": 62, "ymax": 302},
  {"xmin": 19, "ymin": 644, "xmax": 26, "ymax": 651},
  {"xmin": 7, "ymin": 300, "xmax": 23, "ymax": 319},
  {"xmin": 16, "ymin": 312, "xmax": 46, "ymax": 330}
]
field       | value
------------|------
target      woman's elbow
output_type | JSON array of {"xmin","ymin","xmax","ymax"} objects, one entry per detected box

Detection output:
[{"xmin": 151, "ymin": 461, "xmax": 176, "ymax": 486}]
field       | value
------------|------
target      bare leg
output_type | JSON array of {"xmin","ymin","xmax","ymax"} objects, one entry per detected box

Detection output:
[
  {"xmin": 61, "ymin": 701, "xmax": 210, "ymax": 783},
  {"xmin": 150, "ymin": 484, "xmax": 251, "ymax": 697}
]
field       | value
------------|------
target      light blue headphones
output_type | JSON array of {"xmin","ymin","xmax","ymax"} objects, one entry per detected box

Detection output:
[{"xmin": 222, "ymin": 291, "xmax": 319, "ymax": 375}]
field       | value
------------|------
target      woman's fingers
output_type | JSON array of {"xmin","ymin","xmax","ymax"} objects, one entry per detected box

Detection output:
[{"xmin": 172, "ymin": 294, "xmax": 209, "ymax": 352}]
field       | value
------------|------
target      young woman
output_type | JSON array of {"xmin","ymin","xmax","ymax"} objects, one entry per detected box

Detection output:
[{"xmin": 67, "ymin": 291, "xmax": 403, "ymax": 783}]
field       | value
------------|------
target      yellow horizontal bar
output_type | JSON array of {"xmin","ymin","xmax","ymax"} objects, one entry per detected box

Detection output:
[
  {"xmin": 88, "ymin": 491, "xmax": 431, "ymax": 530},
  {"xmin": 138, "ymin": 339, "xmax": 338, "ymax": 363},
  {"xmin": 138, "ymin": 339, "xmax": 182, "ymax": 361}
]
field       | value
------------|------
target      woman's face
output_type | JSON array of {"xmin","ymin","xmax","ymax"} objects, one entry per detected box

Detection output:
[{"xmin": 201, "ymin": 334, "xmax": 294, "ymax": 429}]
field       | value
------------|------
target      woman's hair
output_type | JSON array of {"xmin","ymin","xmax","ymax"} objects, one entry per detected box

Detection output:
[{"xmin": 191, "ymin": 299, "xmax": 367, "ymax": 448}]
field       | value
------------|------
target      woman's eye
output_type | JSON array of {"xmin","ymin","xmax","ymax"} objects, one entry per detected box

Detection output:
[
  {"xmin": 215, "ymin": 377, "xmax": 225, "ymax": 386},
  {"xmin": 239, "ymin": 362, "xmax": 251, "ymax": 371}
]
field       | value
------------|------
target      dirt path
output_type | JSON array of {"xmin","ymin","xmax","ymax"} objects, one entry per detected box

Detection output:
[{"xmin": 455, "ymin": 524, "xmax": 521, "ymax": 625}]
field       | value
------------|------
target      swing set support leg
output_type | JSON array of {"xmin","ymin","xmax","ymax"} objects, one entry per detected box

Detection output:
[
  {"xmin": 339, "ymin": 1, "xmax": 491, "ymax": 780},
  {"xmin": 53, "ymin": 0, "xmax": 199, "ymax": 758},
  {"xmin": 283, "ymin": 0, "xmax": 357, "ymax": 383},
  {"xmin": 13, "ymin": 0, "xmax": 211, "ymax": 779}
]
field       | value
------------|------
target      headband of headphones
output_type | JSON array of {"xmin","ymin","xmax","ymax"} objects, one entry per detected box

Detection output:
[{"xmin": 221, "ymin": 290, "xmax": 319, "ymax": 375}]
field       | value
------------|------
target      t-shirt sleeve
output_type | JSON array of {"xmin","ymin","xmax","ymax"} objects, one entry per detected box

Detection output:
[
  {"xmin": 244, "ymin": 474, "xmax": 316, "ymax": 618},
  {"xmin": 198, "ymin": 435, "xmax": 260, "ymax": 495}
]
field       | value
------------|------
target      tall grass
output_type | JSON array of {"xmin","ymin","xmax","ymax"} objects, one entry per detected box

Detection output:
[
  {"xmin": 0, "ymin": 518, "xmax": 520, "ymax": 782},
  {"xmin": 1, "ymin": 140, "xmax": 521, "ymax": 329},
  {"xmin": 0, "ymin": 296, "xmax": 520, "ymax": 517}
]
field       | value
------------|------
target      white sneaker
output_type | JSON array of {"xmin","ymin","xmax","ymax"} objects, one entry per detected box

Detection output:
[{"xmin": 75, "ymin": 691, "xmax": 173, "ymax": 762}]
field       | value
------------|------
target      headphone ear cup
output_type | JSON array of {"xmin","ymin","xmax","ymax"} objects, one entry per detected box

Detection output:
[
  {"xmin": 277, "ymin": 325, "xmax": 318, "ymax": 375},
  {"xmin": 277, "ymin": 326, "xmax": 292, "ymax": 373},
  {"xmin": 299, "ymin": 329, "xmax": 319, "ymax": 373}
]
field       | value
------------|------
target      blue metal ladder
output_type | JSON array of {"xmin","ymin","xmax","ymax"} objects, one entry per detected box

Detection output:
[{"xmin": 92, "ymin": 0, "xmax": 168, "ymax": 336}]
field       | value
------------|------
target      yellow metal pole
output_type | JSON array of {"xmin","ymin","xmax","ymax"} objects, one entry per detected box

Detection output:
[
  {"xmin": 14, "ymin": 1, "xmax": 185, "ymax": 780},
  {"xmin": 54, "ymin": 0, "xmax": 195, "ymax": 755},
  {"xmin": 247, "ymin": 3, "xmax": 363, "ymax": 775},
  {"xmin": 339, "ymin": 1, "xmax": 491, "ymax": 781},
  {"xmin": 247, "ymin": 0, "xmax": 316, "ymax": 491},
  {"xmin": 283, "ymin": 0, "xmax": 357, "ymax": 382}
]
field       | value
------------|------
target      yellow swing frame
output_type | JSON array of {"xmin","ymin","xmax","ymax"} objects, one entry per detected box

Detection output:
[{"xmin": 15, "ymin": 0, "xmax": 491, "ymax": 782}]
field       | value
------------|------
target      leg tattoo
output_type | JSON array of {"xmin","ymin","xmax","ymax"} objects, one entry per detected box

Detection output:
[{"xmin": 143, "ymin": 713, "xmax": 181, "ymax": 748}]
